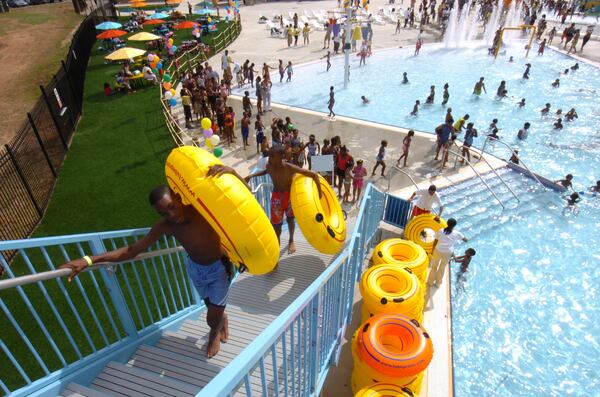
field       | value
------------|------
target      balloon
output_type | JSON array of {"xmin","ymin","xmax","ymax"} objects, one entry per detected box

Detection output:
[
  {"xmin": 169, "ymin": 88, "xmax": 176, "ymax": 96},
  {"xmin": 148, "ymin": 54, "xmax": 154, "ymax": 62},
  {"xmin": 154, "ymin": 56, "xmax": 160, "ymax": 63},
  {"xmin": 209, "ymin": 135, "xmax": 220, "ymax": 146},
  {"xmin": 167, "ymin": 43, "xmax": 173, "ymax": 49},
  {"xmin": 213, "ymin": 147, "xmax": 223, "ymax": 158},
  {"xmin": 169, "ymin": 98, "xmax": 177, "ymax": 106},
  {"xmin": 172, "ymin": 45, "xmax": 177, "ymax": 53},
  {"xmin": 205, "ymin": 139, "xmax": 213, "ymax": 149},
  {"xmin": 168, "ymin": 38, "xmax": 173, "ymax": 45},
  {"xmin": 156, "ymin": 62, "xmax": 163, "ymax": 69},
  {"xmin": 152, "ymin": 68, "xmax": 158, "ymax": 74},
  {"xmin": 200, "ymin": 117, "xmax": 212, "ymax": 130},
  {"xmin": 163, "ymin": 74, "xmax": 171, "ymax": 82},
  {"xmin": 163, "ymin": 82, "xmax": 171, "ymax": 90},
  {"xmin": 164, "ymin": 91, "xmax": 173, "ymax": 100},
  {"xmin": 203, "ymin": 128, "xmax": 213, "ymax": 138},
  {"xmin": 207, "ymin": 17, "xmax": 212, "ymax": 23}
]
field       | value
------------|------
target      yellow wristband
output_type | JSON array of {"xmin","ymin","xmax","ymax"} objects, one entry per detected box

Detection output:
[{"xmin": 82, "ymin": 255, "xmax": 93, "ymax": 267}]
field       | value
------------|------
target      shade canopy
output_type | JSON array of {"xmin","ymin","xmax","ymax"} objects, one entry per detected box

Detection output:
[
  {"xmin": 142, "ymin": 19, "xmax": 166, "ymax": 26},
  {"xmin": 105, "ymin": 47, "xmax": 146, "ymax": 61},
  {"xmin": 130, "ymin": 2, "xmax": 148, "ymax": 7},
  {"xmin": 95, "ymin": 21, "xmax": 123, "ymax": 30},
  {"xmin": 128, "ymin": 32, "xmax": 162, "ymax": 41},
  {"xmin": 96, "ymin": 29, "xmax": 127, "ymax": 39},
  {"xmin": 149, "ymin": 12, "xmax": 169, "ymax": 19},
  {"xmin": 173, "ymin": 21, "xmax": 197, "ymax": 29},
  {"xmin": 195, "ymin": 1, "xmax": 214, "ymax": 8},
  {"xmin": 195, "ymin": 8, "xmax": 216, "ymax": 15}
]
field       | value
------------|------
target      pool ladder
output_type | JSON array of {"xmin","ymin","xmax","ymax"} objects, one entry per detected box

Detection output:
[{"xmin": 441, "ymin": 147, "xmax": 520, "ymax": 210}]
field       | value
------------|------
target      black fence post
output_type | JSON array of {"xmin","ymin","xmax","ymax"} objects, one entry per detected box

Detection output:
[
  {"xmin": 62, "ymin": 60, "xmax": 82, "ymax": 117},
  {"xmin": 27, "ymin": 113, "xmax": 57, "ymax": 178},
  {"xmin": 5, "ymin": 144, "xmax": 43, "ymax": 218},
  {"xmin": 53, "ymin": 74, "xmax": 76, "ymax": 131},
  {"xmin": 39, "ymin": 85, "xmax": 68, "ymax": 150}
]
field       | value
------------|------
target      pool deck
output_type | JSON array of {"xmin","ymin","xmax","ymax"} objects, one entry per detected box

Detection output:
[{"xmin": 165, "ymin": 2, "xmax": 600, "ymax": 395}]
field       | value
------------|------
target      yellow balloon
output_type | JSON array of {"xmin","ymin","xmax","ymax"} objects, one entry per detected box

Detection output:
[
  {"xmin": 208, "ymin": 17, "xmax": 212, "ymax": 23},
  {"xmin": 206, "ymin": 139, "xmax": 214, "ymax": 149},
  {"xmin": 169, "ymin": 88, "xmax": 176, "ymax": 96},
  {"xmin": 201, "ymin": 117, "xmax": 212, "ymax": 130}
]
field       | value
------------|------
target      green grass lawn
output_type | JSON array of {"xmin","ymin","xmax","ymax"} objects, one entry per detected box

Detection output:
[{"xmin": 0, "ymin": 19, "xmax": 238, "ymax": 393}]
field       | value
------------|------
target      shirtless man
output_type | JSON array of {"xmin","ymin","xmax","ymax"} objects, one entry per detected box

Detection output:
[
  {"xmin": 541, "ymin": 103, "xmax": 551, "ymax": 115},
  {"xmin": 214, "ymin": 145, "xmax": 322, "ymax": 255},
  {"xmin": 473, "ymin": 77, "xmax": 487, "ymax": 95},
  {"xmin": 410, "ymin": 100, "xmax": 420, "ymax": 116},
  {"xmin": 555, "ymin": 174, "xmax": 574, "ymax": 190},
  {"xmin": 60, "ymin": 183, "xmax": 241, "ymax": 358}
]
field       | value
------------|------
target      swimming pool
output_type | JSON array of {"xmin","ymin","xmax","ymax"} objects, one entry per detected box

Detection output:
[
  {"xmin": 237, "ymin": 42, "xmax": 600, "ymax": 186},
  {"xmin": 441, "ymin": 169, "xmax": 600, "ymax": 396}
]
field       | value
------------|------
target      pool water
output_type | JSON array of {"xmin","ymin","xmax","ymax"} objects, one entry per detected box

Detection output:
[
  {"xmin": 441, "ymin": 169, "xmax": 600, "ymax": 396},
  {"xmin": 237, "ymin": 42, "xmax": 600, "ymax": 185}
]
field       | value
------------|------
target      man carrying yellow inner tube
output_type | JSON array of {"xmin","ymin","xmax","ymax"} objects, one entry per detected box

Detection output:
[
  {"xmin": 211, "ymin": 145, "xmax": 323, "ymax": 256},
  {"xmin": 59, "ymin": 179, "xmax": 246, "ymax": 359},
  {"xmin": 407, "ymin": 184, "xmax": 444, "ymax": 219}
]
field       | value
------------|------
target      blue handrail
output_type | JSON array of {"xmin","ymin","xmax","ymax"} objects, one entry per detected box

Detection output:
[
  {"xmin": 0, "ymin": 183, "xmax": 388, "ymax": 397},
  {"xmin": 196, "ymin": 184, "xmax": 386, "ymax": 396},
  {"xmin": 0, "ymin": 228, "xmax": 198, "ymax": 396}
]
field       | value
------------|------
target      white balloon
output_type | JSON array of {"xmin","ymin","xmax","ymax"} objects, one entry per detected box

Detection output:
[
  {"xmin": 164, "ymin": 91, "xmax": 173, "ymax": 100},
  {"xmin": 209, "ymin": 135, "xmax": 220, "ymax": 146}
]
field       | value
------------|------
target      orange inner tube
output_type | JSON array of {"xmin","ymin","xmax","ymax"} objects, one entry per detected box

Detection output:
[{"xmin": 355, "ymin": 313, "xmax": 433, "ymax": 378}]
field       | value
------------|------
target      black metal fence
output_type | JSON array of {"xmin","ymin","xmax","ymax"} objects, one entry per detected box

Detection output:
[{"xmin": 0, "ymin": 6, "xmax": 115, "ymax": 254}]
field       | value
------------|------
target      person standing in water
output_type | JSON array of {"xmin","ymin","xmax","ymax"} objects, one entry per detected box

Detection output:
[
  {"xmin": 327, "ymin": 86, "xmax": 336, "ymax": 117},
  {"xmin": 441, "ymin": 83, "xmax": 450, "ymax": 106},
  {"xmin": 321, "ymin": 51, "xmax": 332, "ymax": 72},
  {"xmin": 523, "ymin": 63, "xmax": 532, "ymax": 79},
  {"xmin": 473, "ymin": 77, "xmax": 486, "ymax": 95}
]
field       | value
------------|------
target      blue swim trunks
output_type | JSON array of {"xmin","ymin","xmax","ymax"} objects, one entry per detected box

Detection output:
[{"xmin": 185, "ymin": 256, "xmax": 232, "ymax": 307}]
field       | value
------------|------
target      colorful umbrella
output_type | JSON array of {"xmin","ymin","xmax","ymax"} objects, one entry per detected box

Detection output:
[
  {"xmin": 105, "ymin": 47, "xmax": 146, "ymax": 61},
  {"xmin": 149, "ymin": 12, "xmax": 170, "ymax": 19},
  {"xmin": 142, "ymin": 19, "xmax": 166, "ymax": 26},
  {"xmin": 95, "ymin": 21, "xmax": 123, "ymax": 30},
  {"xmin": 195, "ymin": 1, "xmax": 214, "ymax": 8},
  {"xmin": 174, "ymin": 21, "xmax": 196, "ymax": 29},
  {"xmin": 96, "ymin": 29, "xmax": 128, "ymax": 39},
  {"xmin": 195, "ymin": 8, "xmax": 216, "ymax": 15},
  {"xmin": 128, "ymin": 32, "xmax": 162, "ymax": 41}
]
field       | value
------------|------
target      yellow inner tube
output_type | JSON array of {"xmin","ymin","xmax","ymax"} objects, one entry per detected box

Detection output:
[
  {"xmin": 404, "ymin": 214, "xmax": 447, "ymax": 254},
  {"xmin": 354, "ymin": 382, "xmax": 416, "ymax": 397},
  {"xmin": 372, "ymin": 239, "xmax": 428, "ymax": 283},
  {"xmin": 165, "ymin": 146, "xmax": 279, "ymax": 274},
  {"xmin": 359, "ymin": 265, "xmax": 423, "ymax": 322},
  {"xmin": 290, "ymin": 174, "xmax": 346, "ymax": 255}
]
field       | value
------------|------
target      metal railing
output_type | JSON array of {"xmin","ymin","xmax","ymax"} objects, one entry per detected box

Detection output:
[
  {"xmin": 0, "ymin": 228, "xmax": 198, "ymax": 396},
  {"xmin": 454, "ymin": 149, "xmax": 519, "ymax": 203},
  {"xmin": 479, "ymin": 136, "xmax": 545, "ymax": 189},
  {"xmin": 196, "ymin": 184, "xmax": 387, "ymax": 396},
  {"xmin": 159, "ymin": 17, "xmax": 242, "ymax": 148},
  {"xmin": 0, "ymin": 180, "xmax": 387, "ymax": 396},
  {"xmin": 386, "ymin": 165, "xmax": 420, "ymax": 192},
  {"xmin": 444, "ymin": 149, "xmax": 505, "ymax": 209}
]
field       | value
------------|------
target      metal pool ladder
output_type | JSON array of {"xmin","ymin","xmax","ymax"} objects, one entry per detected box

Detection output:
[
  {"xmin": 442, "ymin": 148, "xmax": 508, "ymax": 209},
  {"xmin": 479, "ymin": 136, "xmax": 546, "ymax": 190}
]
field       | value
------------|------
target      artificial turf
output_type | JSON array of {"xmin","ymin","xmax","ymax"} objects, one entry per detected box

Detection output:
[{"xmin": 0, "ymin": 19, "xmax": 236, "ymax": 393}]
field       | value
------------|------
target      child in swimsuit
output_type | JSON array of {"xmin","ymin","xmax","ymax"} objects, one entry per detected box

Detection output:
[
  {"xmin": 352, "ymin": 159, "xmax": 367, "ymax": 203},
  {"xmin": 343, "ymin": 160, "xmax": 354, "ymax": 203},
  {"xmin": 397, "ymin": 130, "xmax": 415, "ymax": 167}
]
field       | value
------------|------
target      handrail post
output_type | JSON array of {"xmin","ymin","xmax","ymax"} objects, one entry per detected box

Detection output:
[
  {"xmin": 308, "ymin": 293, "xmax": 320, "ymax": 394},
  {"xmin": 89, "ymin": 236, "xmax": 139, "ymax": 338}
]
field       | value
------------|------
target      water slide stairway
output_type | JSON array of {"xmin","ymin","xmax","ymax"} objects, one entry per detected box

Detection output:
[{"xmin": 59, "ymin": 228, "xmax": 341, "ymax": 397}]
